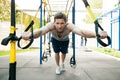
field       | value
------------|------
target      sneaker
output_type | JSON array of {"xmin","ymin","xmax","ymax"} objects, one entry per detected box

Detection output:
[
  {"xmin": 56, "ymin": 67, "xmax": 61, "ymax": 75},
  {"xmin": 61, "ymin": 63, "xmax": 66, "ymax": 72}
]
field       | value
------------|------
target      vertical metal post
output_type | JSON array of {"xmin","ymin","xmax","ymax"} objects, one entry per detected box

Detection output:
[
  {"xmin": 110, "ymin": 12, "xmax": 112, "ymax": 48},
  {"xmin": 72, "ymin": 0, "xmax": 75, "ymax": 59},
  {"xmin": 118, "ymin": 9, "xmax": 120, "ymax": 50},
  {"xmin": 9, "ymin": 0, "xmax": 16, "ymax": 80},
  {"xmin": 40, "ymin": 0, "xmax": 43, "ymax": 64}
]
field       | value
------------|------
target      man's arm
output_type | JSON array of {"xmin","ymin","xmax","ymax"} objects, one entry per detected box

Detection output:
[
  {"xmin": 67, "ymin": 23, "xmax": 107, "ymax": 38},
  {"xmin": 22, "ymin": 22, "xmax": 54, "ymax": 40}
]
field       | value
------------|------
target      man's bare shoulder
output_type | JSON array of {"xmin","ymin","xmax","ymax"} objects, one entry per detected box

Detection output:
[
  {"xmin": 66, "ymin": 23, "xmax": 75, "ymax": 30},
  {"xmin": 46, "ymin": 22, "xmax": 55, "ymax": 31}
]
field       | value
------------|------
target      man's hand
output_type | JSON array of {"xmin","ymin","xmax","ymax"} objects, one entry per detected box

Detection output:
[
  {"xmin": 22, "ymin": 32, "xmax": 31, "ymax": 40},
  {"xmin": 98, "ymin": 31, "xmax": 108, "ymax": 39}
]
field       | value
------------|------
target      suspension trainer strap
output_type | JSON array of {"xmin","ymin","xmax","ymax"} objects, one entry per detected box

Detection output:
[
  {"xmin": 94, "ymin": 20, "xmax": 111, "ymax": 47},
  {"xmin": 82, "ymin": 0, "xmax": 111, "ymax": 47},
  {"xmin": 69, "ymin": 0, "xmax": 76, "ymax": 68},
  {"xmin": 42, "ymin": 52, "xmax": 48, "ymax": 62},
  {"xmin": 17, "ymin": 21, "xmax": 34, "ymax": 49},
  {"xmin": 70, "ymin": 55, "xmax": 76, "ymax": 68},
  {"xmin": 17, "ymin": 2, "xmax": 43, "ymax": 49}
]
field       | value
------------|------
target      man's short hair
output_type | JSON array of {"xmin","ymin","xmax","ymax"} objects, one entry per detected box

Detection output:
[{"xmin": 54, "ymin": 12, "xmax": 67, "ymax": 22}]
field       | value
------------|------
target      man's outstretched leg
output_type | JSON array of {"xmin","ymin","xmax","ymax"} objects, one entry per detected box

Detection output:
[
  {"xmin": 61, "ymin": 53, "xmax": 66, "ymax": 72},
  {"xmin": 55, "ymin": 53, "xmax": 61, "ymax": 74},
  {"xmin": 60, "ymin": 40, "xmax": 69, "ymax": 72},
  {"xmin": 61, "ymin": 53, "xmax": 66, "ymax": 63},
  {"xmin": 55, "ymin": 53, "xmax": 60, "ymax": 66}
]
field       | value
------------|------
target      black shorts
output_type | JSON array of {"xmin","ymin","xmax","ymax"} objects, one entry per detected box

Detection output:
[{"xmin": 51, "ymin": 37, "xmax": 69, "ymax": 54}]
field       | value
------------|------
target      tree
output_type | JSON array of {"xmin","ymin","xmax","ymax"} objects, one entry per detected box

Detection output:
[
  {"xmin": 0, "ymin": 0, "xmax": 10, "ymax": 21},
  {"xmin": 0, "ymin": 0, "xmax": 41, "ymax": 30}
]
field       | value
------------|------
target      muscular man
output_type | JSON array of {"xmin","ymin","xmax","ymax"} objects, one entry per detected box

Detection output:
[{"xmin": 22, "ymin": 12, "xmax": 107, "ymax": 75}]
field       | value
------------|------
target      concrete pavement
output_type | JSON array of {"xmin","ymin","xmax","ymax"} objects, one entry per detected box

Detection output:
[{"xmin": 0, "ymin": 47, "xmax": 120, "ymax": 80}]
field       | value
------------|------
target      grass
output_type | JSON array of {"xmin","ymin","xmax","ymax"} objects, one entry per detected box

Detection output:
[
  {"xmin": 90, "ymin": 47, "xmax": 120, "ymax": 58},
  {"xmin": 0, "ymin": 48, "xmax": 39, "ymax": 56}
]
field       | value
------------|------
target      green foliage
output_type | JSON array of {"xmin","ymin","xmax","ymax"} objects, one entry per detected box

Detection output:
[
  {"xmin": 16, "ymin": 11, "xmax": 40, "ymax": 29},
  {"xmin": 0, "ymin": 0, "xmax": 10, "ymax": 21},
  {"xmin": 0, "ymin": 0, "xmax": 42, "ymax": 30},
  {"xmin": 0, "ymin": 48, "xmax": 39, "ymax": 56},
  {"xmin": 91, "ymin": 47, "xmax": 120, "ymax": 58},
  {"xmin": 114, "ymin": 1, "xmax": 120, "ymax": 7},
  {"xmin": 22, "ymin": 13, "xmax": 32, "ymax": 28},
  {"xmin": 16, "ymin": 10, "xmax": 21, "ymax": 24}
]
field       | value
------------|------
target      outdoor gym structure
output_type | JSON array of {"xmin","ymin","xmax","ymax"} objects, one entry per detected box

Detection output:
[{"xmin": 1, "ymin": 0, "xmax": 112, "ymax": 80}]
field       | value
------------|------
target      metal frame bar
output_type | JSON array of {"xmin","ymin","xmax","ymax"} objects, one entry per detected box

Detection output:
[{"xmin": 40, "ymin": 0, "xmax": 43, "ymax": 64}]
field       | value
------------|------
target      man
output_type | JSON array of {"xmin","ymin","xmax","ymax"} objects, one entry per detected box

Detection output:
[{"xmin": 22, "ymin": 12, "xmax": 107, "ymax": 75}]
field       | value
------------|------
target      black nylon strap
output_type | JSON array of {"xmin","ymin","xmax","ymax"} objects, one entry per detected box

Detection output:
[
  {"xmin": 70, "ymin": 56, "xmax": 76, "ymax": 67},
  {"xmin": 94, "ymin": 20, "xmax": 111, "ymax": 47},
  {"xmin": 82, "ymin": 0, "xmax": 90, "ymax": 7},
  {"xmin": 17, "ymin": 21, "xmax": 34, "ymax": 49},
  {"xmin": 42, "ymin": 52, "xmax": 48, "ymax": 62}
]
